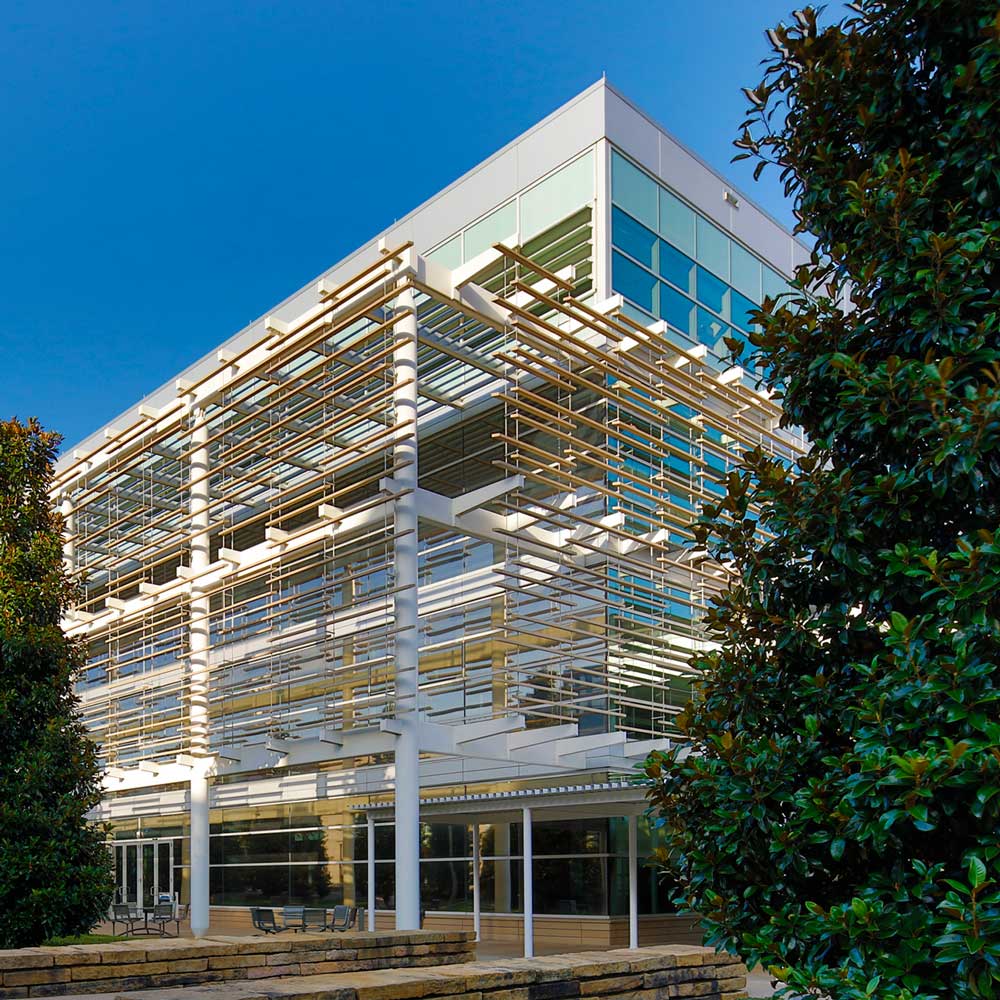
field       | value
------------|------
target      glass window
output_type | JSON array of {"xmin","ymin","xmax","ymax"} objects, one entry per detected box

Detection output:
[
  {"xmin": 353, "ymin": 860, "xmax": 395, "ymax": 910},
  {"xmin": 521, "ymin": 151, "xmax": 594, "ymax": 241},
  {"xmin": 613, "ymin": 251, "xmax": 656, "ymax": 313},
  {"xmin": 730, "ymin": 242, "xmax": 761, "ymax": 302},
  {"xmin": 762, "ymin": 265, "xmax": 790, "ymax": 301},
  {"xmin": 695, "ymin": 266, "xmax": 728, "ymax": 318},
  {"xmin": 612, "ymin": 151, "xmax": 657, "ymax": 229},
  {"xmin": 420, "ymin": 823, "xmax": 472, "ymax": 859},
  {"xmin": 477, "ymin": 858, "xmax": 523, "ymax": 913},
  {"xmin": 534, "ymin": 857, "xmax": 607, "ymax": 915},
  {"xmin": 421, "ymin": 860, "xmax": 472, "ymax": 911},
  {"xmin": 697, "ymin": 307, "xmax": 730, "ymax": 355},
  {"xmin": 532, "ymin": 819, "xmax": 608, "ymax": 855},
  {"xmin": 660, "ymin": 282, "xmax": 694, "ymax": 338},
  {"xmin": 288, "ymin": 863, "xmax": 345, "ymax": 906},
  {"xmin": 731, "ymin": 290, "xmax": 758, "ymax": 333},
  {"xmin": 659, "ymin": 188, "xmax": 695, "ymax": 257},
  {"xmin": 696, "ymin": 217, "xmax": 730, "ymax": 280},
  {"xmin": 426, "ymin": 234, "xmax": 462, "ymax": 270},
  {"xmin": 658, "ymin": 239, "xmax": 694, "ymax": 294},
  {"xmin": 212, "ymin": 832, "xmax": 288, "ymax": 865},
  {"xmin": 464, "ymin": 201, "xmax": 516, "ymax": 260},
  {"xmin": 612, "ymin": 207, "xmax": 656, "ymax": 269},
  {"xmin": 621, "ymin": 301, "xmax": 653, "ymax": 325}
]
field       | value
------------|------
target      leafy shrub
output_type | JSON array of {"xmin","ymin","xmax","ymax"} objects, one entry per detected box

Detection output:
[
  {"xmin": 0, "ymin": 419, "xmax": 114, "ymax": 947},
  {"xmin": 644, "ymin": 3, "xmax": 1000, "ymax": 997}
]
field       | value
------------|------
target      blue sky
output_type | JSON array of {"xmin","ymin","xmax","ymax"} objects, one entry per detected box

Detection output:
[{"xmin": 1, "ymin": 1, "xmax": 842, "ymax": 449}]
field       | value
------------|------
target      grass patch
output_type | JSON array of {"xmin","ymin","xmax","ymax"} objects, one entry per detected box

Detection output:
[{"xmin": 42, "ymin": 934, "xmax": 125, "ymax": 946}]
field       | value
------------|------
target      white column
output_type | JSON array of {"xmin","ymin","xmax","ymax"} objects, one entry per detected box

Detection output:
[
  {"xmin": 188, "ymin": 409, "xmax": 211, "ymax": 937},
  {"xmin": 189, "ymin": 769, "xmax": 209, "ymax": 936},
  {"xmin": 392, "ymin": 279, "xmax": 422, "ymax": 931},
  {"xmin": 522, "ymin": 807, "xmax": 533, "ymax": 958},
  {"xmin": 472, "ymin": 823, "xmax": 481, "ymax": 943},
  {"xmin": 367, "ymin": 813, "xmax": 376, "ymax": 932},
  {"xmin": 628, "ymin": 814, "xmax": 639, "ymax": 949}
]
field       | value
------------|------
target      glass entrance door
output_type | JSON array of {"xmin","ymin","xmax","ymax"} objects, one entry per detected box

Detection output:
[{"xmin": 114, "ymin": 840, "xmax": 173, "ymax": 907}]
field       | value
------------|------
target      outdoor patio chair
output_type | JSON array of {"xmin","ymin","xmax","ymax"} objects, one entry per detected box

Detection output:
[
  {"xmin": 249, "ymin": 907, "xmax": 284, "ymax": 934},
  {"xmin": 302, "ymin": 907, "xmax": 329, "ymax": 932},
  {"xmin": 148, "ymin": 902, "xmax": 177, "ymax": 937},
  {"xmin": 110, "ymin": 903, "xmax": 143, "ymax": 936},
  {"xmin": 281, "ymin": 905, "xmax": 305, "ymax": 932},
  {"xmin": 171, "ymin": 902, "xmax": 190, "ymax": 936},
  {"xmin": 329, "ymin": 905, "xmax": 358, "ymax": 932}
]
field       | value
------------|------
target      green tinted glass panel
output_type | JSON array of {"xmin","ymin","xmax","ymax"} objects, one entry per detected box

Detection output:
[
  {"xmin": 521, "ymin": 151, "xmax": 594, "ymax": 241},
  {"xmin": 426, "ymin": 234, "xmax": 462, "ymax": 269},
  {"xmin": 658, "ymin": 239, "xmax": 694, "ymax": 294},
  {"xmin": 612, "ymin": 151, "xmax": 657, "ymax": 229},
  {"xmin": 658, "ymin": 188, "xmax": 695, "ymax": 257},
  {"xmin": 730, "ymin": 242, "xmax": 761, "ymax": 302},
  {"xmin": 464, "ymin": 201, "xmax": 516, "ymax": 260},
  {"xmin": 613, "ymin": 251, "xmax": 656, "ymax": 312},
  {"xmin": 612, "ymin": 206, "xmax": 656, "ymax": 269},
  {"xmin": 696, "ymin": 216, "xmax": 729, "ymax": 280}
]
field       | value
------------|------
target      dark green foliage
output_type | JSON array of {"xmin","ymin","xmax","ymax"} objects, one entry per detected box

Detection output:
[
  {"xmin": 644, "ymin": 3, "xmax": 1000, "ymax": 997},
  {"xmin": 0, "ymin": 418, "xmax": 113, "ymax": 947}
]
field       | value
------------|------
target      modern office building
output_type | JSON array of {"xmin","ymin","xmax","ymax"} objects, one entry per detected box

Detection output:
[{"xmin": 54, "ymin": 80, "xmax": 806, "ymax": 953}]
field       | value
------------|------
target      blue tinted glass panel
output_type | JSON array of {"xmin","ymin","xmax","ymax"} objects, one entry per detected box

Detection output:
[
  {"xmin": 762, "ymin": 265, "xmax": 789, "ymax": 300},
  {"xmin": 730, "ymin": 243, "xmax": 761, "ymax": 302},
  {"xmin": 731, "ymin": 290, "xmax": 757, "ymax": 332},
  {"xmin": 696, "ymin": 217, "xmax": 730, "ymax": 280},
  {"xmin": 659, "ymin": 283, "xmax": 693, "ymax": 338},
  {"xmin": 658, "ymin": 240, "xmax": 694, "ymax": 294},
  {"xmin": 659, "ymin": 188, "xmax": 695, "ymax": 256},
  {"xmin": 613, "ymin": 251, "xmax": 656, "ymax": 313},
  {"xmin": 697, "ymin": 307, "xmax": 729, "ymax": 354},
  {"xmin": 622, "ymin": 301, "xmax": 653, "ymax": 325},
  {"xmin": 612, "ymin": 152, "xmax": 657, "ymax": 229},
  {"xmin": 612, "ymin": 207, "xmax": 656, "ymax": 269},
  {"xmin": 695, "ymin": 266, "xmax": 728, "ymax": 318}
]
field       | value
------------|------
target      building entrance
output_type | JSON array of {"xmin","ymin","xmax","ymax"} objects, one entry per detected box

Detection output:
[{"xmin": 113, "ymin": 840, "xmax": 174, "ymax": 908}]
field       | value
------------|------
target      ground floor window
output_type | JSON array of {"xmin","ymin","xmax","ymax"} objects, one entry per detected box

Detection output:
[{"xmin": 108, "ymin": 810, "xmax": 676, "ymax": 915}]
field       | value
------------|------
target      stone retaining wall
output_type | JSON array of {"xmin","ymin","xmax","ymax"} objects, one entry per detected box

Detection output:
[
  {"xmin": 6, "ymin": 943, "xmax": 746, "ymax": 1000},
  {"xmin": 0, "ymin": 931, "xmax": 474, "ymax": 998}
]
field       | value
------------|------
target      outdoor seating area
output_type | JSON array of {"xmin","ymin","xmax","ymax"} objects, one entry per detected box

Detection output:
[
  {"xmin": 250, "ymin": 904, "xmax": 359, "ymax": 934},
  {"xmin": 108, "ymin": 902, "xmax": 189, "ymax": 937}
]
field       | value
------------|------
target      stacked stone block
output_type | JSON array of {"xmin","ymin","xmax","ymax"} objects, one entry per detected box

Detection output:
[
  {"xmin": 0, "ymin": 941, "xmax": 745, "ymax": 1000},
  {"xmin": 0, "ymin": 931, "xmax": 475, "ymax": 998}
]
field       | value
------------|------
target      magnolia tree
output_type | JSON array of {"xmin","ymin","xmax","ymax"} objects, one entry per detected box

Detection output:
[
  {"xmin": 0, "ymin": 418, "xmax": 113, "ymax": 946},
  {"xmin": 644, "ymin": 2, "xmax": 1000, "ymax": 998}
]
